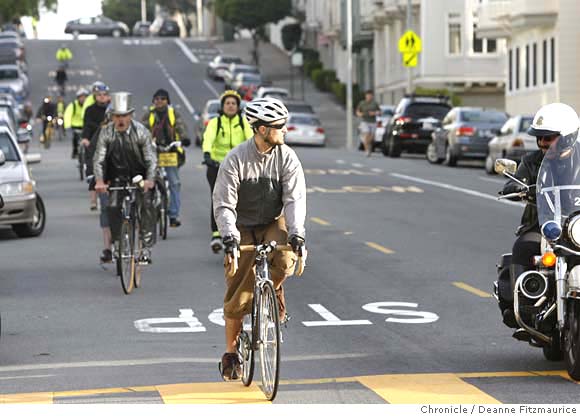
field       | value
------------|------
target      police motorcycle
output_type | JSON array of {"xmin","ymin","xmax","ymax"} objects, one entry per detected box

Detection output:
[{"xmin": 494, "ymin": 132, "xmax": 580, "ymax": 380}]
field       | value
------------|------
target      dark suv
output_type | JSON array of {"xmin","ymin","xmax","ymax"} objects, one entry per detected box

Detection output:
[{"xmin": 382, "ymin": 95, "xmax": 451, "ymax": 158}]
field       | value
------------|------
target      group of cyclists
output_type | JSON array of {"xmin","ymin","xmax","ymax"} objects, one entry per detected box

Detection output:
[{"xmin": 33, "ymin": 46, "xmax": 308, "ymax": 383}]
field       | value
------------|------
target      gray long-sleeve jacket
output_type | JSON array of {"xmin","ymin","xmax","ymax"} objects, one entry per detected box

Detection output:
[
  {"xmin": 213, "ymin": 138, "xmax": 306, "ymax": 242},
  {"xmin": 93, "ymin": 120, "xmax": 156, "ymax": 182}
]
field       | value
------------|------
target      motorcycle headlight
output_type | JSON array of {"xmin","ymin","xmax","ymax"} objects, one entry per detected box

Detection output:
[
  {"xmin": 568, "ymin": 215, "xmax": 580, "ymax": 247},
  {"xmin": 541, "ymin": 220, "xmax": 562, "ymax": 241},
  {"xmin": 0, "ymin": 181, "xmax": 35, "ymax": 197}
]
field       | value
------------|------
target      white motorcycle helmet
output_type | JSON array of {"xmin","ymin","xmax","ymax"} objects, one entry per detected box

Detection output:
[
  {"xmin": 528, "ymin": 103, "xmax": 580, "ymax": 157},
  {"xmin": 244, "ymin": 97, "xmax": 289, "ymax": 126}
]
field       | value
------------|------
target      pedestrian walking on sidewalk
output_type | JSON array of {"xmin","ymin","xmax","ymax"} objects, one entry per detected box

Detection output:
[{"xmin": 356, "ymin": 90, "xmax": 380, "ymax": 157}]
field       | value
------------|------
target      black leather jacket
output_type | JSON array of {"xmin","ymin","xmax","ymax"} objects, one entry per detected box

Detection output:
[{"xmin": 501, "ymin": 150, "xmax": 544, "ymax": 235}]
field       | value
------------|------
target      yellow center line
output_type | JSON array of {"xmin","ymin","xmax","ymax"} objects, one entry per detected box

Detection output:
[
  {"xmin": 452, "ymin": 281, "xmax": 492, "ymax": 298},
  {"xmin": 365, "ymin": 241, "xmax": 395, "ymax": 255},
  {"xmin": 310, "ymin": 217, "xmax": 331, "ymax": 226}
]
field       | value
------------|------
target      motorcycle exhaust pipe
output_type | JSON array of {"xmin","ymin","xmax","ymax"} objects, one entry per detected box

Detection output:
[
  {"xmin": 513, "ymin": 272, "xmax": 551, "ymax": 345},
  {"xmin": 517, "ymin": 271, "xmax": 548, "ymax": 300}
]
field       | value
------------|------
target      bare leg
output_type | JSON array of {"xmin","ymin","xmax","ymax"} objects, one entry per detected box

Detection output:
[
  {"xmin": 364, "ymin": 133, "xmax": 373, "ymax": 155},
  {"xmin": 225, "ymin": 317, "xmax": 243, "ymax": 353}
]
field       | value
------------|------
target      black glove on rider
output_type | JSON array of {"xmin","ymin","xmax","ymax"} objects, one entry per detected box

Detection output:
[
  {"xmin": 223, "ymin": 235, "xmax": 239, "ymax": 255},
  {"xmin": 289, "ymin": 235, "xmax": 305, "ymax": 256},
  {"xmin": 203, "ymin": 152, "xmax": 217, "ymax": 168}
]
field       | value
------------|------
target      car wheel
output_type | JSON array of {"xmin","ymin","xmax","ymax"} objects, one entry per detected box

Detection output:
[
  {"xmin": 426, "ymin": 142, "xmax": 443, "ymax": 164},
  {"xmin": 388, "ymin": 137, "xmax": 401, "ymax": 158},
  {"xmin": 112, "ymin": 29, "xmax": 122, "ymax": 38},
  {"xmin": 444, "ymin": 144, "xmax": 458, "ymax": 167},
  {"xmin": 381, "ymin": 136, "xmax": 391, "ymax": 157},
  {"xmin": 485, "ymin": 155, "xmax": 496, "ymax": 174},
  {"xmin": 12, "ymin": 193, "xmax": 46, "ymax": 238}
]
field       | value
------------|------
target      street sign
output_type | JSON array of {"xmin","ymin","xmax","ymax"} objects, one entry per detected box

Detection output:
[
  {"xmin": 402, "ymin": 52, "xmax": 418, "ymax": 68},
  {"xmin": 291, "ymin": 52, "xmax": 303, "ymax": 67},
  {"xmin": 398, "ymin": 30, "xmax": 422, "ymax": 54}
]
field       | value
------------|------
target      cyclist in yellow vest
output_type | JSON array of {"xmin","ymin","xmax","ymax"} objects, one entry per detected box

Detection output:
[
  {"xmin": 64, "ymin": 88, "xmax": 88, "ymax": 158},
  {"xmin": 56, "ymin": 44, "xmax": 73, "ymax": 68},
  {"xmin": 202, "ymin": 89, "xmax": 253, "ymax": 253},
  {"xmin": 141, "ymin": 89, "xmax": 190, "ymax": 227}
]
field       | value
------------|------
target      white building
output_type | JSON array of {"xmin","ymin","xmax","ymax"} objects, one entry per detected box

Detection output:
[
  {"xmin": 476, "ymin": 0, "xmax": 580, "ymax": 116},
  {"xmin": 373, "ymin": 0, "xmax": 506, "ymax": 108}
]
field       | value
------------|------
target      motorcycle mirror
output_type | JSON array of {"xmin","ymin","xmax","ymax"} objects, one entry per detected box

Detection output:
[{"xmin": 495, "ymin": 158, "xmax": 517, "ymax": 175}]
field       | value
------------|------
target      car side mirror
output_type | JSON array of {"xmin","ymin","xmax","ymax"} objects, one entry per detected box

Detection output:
[
  {"xmin": 0, "ymin": 149, "xmax": 5, "ymax": 166},
  {"xmin": 495, "ymin": 158, "xmax": 517, "ymax": 175}
]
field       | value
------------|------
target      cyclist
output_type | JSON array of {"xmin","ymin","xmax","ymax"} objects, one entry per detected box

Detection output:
[
  {"xmin": 93, "ymin": 92, "xmax": 157, "ymax": 265},
  {"xmin": 82, "ymin": 81, "xmax": 107, "ymax": 119},
  {"xmin": 141, "ymin": 88, "xmax": 190, "ymax": 227},
  {"xmin": 55, "ymin": 44, "xmax": 73, "ymax": 68},
  {"xmin": 35, "ymin": 96, "xmax": 57, "ymax": 144},
  {"xmin": 203, "ymin": 89, "xmax": 253, "ymax": 253},
  {"xmin": 64, "ymin": 88, "xmax": 88, "ymax": 158},
  {"xmin": 212, "ymin": 97, "xmax": 307, "ymax": 380},
  {"xmin": 55, "ymin": 66, "xmax": 67, "ymax": 97}
]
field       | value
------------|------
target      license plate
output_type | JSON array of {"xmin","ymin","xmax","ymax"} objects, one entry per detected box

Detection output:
[
  {"xmin": 423, "ymin": 122, "xmax": 433, "ymax": 130},
  {"xmin": 158, "ymin": 152, "xmax": 178, "ymax": 167}
]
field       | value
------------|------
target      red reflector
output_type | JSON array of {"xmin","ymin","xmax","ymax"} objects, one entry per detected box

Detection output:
[
  {"xmin": 316, "ymin": 127, "xmax": 325, "ymax": 134},
  {"xmin": 456, "ymin": 126, "xmax": 475, "ymax": 136}
]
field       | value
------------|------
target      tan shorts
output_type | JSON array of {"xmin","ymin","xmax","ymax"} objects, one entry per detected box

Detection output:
[{"xmin": 223, "ymin": 217, "xmax": 297, "ymax": 320}]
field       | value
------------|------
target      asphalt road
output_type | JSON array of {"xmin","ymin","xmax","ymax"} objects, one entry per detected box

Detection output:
[{"xmin": 0, "ymin": 38, "xmax": 577, "ymax": 404}]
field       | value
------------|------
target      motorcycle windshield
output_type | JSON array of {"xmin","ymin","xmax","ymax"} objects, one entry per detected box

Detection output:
[{"xmin": 537, "ymin": 138, "xmax": 580, "ymax": 227}]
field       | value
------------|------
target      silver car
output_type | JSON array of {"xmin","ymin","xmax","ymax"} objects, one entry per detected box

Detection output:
[
  {"xmin": 0, "ymin": 125, "xmax": 45, "ymax": 237},
  {"xmin": 285, "ymin": 113, "xmax": 326, "ymax": 147},
  {"xmin": 485, "ymin": 115, "xmax": 534, "ymax": 174},
  {"xmin": 0, "ymin": 64, "xmax": 28, "ymax": 100}
]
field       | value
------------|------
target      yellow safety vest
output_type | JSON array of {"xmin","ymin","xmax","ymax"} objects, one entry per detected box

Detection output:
[{"xmin": 148, "ymin": 106, "xmax": 180, "ymax": 142}]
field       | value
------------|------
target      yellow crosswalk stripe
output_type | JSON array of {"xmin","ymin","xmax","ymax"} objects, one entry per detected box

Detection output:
[
  {"xmin": 0, "ymin": 392, "xmax": 53, "ymax": 404},
  {"xmin": 356, "ymin": 373, "xmax": 501, "ymax": 404},
  {"xmin": 156, "ymin": 382, "xmax": 269, "ymax": 404}
]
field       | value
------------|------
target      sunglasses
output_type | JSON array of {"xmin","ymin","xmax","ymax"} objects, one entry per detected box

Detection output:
[
  {"xmin": 265, "ymin": 123, "xmax": 286, "ymax": 129},
  {"xmin": 539, "ymin": 135, "xmax": 558, "ymax": 142}
]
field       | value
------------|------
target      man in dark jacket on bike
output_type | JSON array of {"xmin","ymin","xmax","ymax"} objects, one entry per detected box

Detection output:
[
  {"xmin": 35, "ymin": 96, "xmax": 57, "ymax": 144},
  {"xmin": 94, "ymin": 92, "xmax": 157, "ymax": 265}
]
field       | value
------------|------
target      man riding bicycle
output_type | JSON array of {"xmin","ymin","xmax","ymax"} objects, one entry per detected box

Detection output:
[
  {"xmin": 56, "ymin": 44, "xmax": 73, "ymax": 68},
  {"xmin": 212, "ymin": 97, "xmax": 307, "ymax": 380},
  {"xmin": 93, "ymin": 92, "xmax": 157, "ymax": 265},
  {"xmin": 64, "ymin": 88, "xmax": 88, "ymax": 159},
  {"xmin": 35, "ymin": 96, "xmax": 57, "ymax": 144},
  {"xmin": 141, "ymin": 88, "xmax": 190, "ymax": 227}
]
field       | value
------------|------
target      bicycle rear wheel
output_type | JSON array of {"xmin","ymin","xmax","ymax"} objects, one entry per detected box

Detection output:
[
  {"xmin": 258, "ymin": 281, "xmax": 280, "ymax": 401},
  {"xmin": 118, "ymin": 219, "xmax": 135, "ymax": 294}
]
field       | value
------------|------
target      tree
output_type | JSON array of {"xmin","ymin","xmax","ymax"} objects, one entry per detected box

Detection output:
[
  {"xmin": 156, "ymin": 0, "xmax": 196, "ymax": 13},
  {"xmin": 214, "ymin": 0, "xmax": 292, "ymax": 65},
  {"xmin": 281, "ymin": 23, "xmax": 301, "ymax": 51},
  {"xmin": 102, "ymin": 0, "xmax": 155, "ymax": 29},
  {"xmin": 0, "ymin": 0, "xmax": 57, "ymax": 24}
]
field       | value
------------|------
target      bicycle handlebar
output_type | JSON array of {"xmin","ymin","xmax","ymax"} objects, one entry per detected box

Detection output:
[{"xmin": 226, "ymin": 243, "xmax": 306, "ymax": 278}]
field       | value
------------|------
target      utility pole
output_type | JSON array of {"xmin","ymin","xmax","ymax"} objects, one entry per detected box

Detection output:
[
  {"xmin": 406, "ymin": 0, "xmax": 412, "ymax": 94},
  {"xmin": 346, "ymin": 0, "xmax": 353, "ymax": 150},
  {"xmin": 141, "ymin": 0, "xmax": 147, "ymax": 22},
  {"xmin": 197, "ymin": 0, "xmax": 203, "ymax": 37}
]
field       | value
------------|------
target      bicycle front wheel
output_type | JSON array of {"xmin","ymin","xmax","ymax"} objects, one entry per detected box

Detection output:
[
  {"xmin": 258, "ymin": 281, "xmax": 280, "ymax": 401},
  {"xmin": 159, "ymin": 191, "xmax": 168, "ymax": 240},
  {"xmin": 133, "ymin": 222, "xmax": 142, "ymax": 288},
  {"xmin": 118, "ymin": 220, "xmax": 135, "ymax": 294},
  {"xmin": 44, "ymin": 126, "xmax": 53, "ymax": 149}
]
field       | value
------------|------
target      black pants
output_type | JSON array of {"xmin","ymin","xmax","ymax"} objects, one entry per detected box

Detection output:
[
  {"xmin": 108, "ymin": 189, "xmax": 156, "ymax": 249},
  {"xmin": 510, "ymin": 229, "xmax": 542, "ymax": 286},
  {"xmin": 206, "ymin": 163, "xmax": 219, "ymax": 234},
  {"xmin": 72, "ymin": 128, "xmax": 81, "ymax": 157}
]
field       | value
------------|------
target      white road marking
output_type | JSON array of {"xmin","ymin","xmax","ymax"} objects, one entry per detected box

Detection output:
[
  {"xmin": 371, "ymin": 168, "xmax": 383, "ymax": 173},
  {"xmin": 351, "ymin": 163, "xmax": 364, "ymax": 168},
  {"xmin": 390, "ymin": 173, "xmax": 522, "ymax": 207},
  {"xmin": 156, "ymin": 61, "xmax": 195, "ymax": 115},
  {"xmin": 134, "ymin": 309, "xmax": 206, "ymax": 333},
  {"xmin": 302, "ymin": 304, "xmax": 372, "ymax": 327},
  {"xmin": 0, "ymin": 374, "xmax": 54, "ymax": 381},
  {"xmin": 336, "ymin": 159, "xmax": 345, "ymax": 164},
  {"xmin": 174, "ymin": 38, "xmax": 199, "ymax": 63},
  {"xmin": 203, "ymin": 80, "xmax": 220, "ymax": 98}
]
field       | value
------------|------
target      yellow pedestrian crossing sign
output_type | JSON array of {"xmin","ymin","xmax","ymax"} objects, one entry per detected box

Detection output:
[
  {"xmin": 398, "ymin": 30, "xmax": 422, "ymax": 54},
  {"xmin": 402, "ymin": 52, "xmax": 418, "ymax": 67}
]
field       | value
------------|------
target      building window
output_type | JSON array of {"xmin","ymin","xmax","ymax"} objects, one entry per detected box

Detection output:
[
  {"xmin": 543, "ymin": 39, "xmax": 547, "ymax": 84},
  {"xmin": 515, "ymin": 47, "xmax": 520, "ymax": 90},
  {"xmin": 525, "ymin": 45, "xmax": 529, "ymax": 88},
  {"xmin": 473, "ymin": 24, "xmax": 483, "ymax": 53},
  {"xmin": 448, "ymin": 13, "xmax": 461, "ymax": 55},
  {"xmin": 550, "ymin": 37, "xmax": 555, "ymax": 83},
  {"xmin": 472, "ymin": 24, "xmax": 497, "ymax": 54},
  {"xmin": 508, "ymin": 49, "xmax": 513, "ymax": 91},
  {"xmin": 533, "ymin": 43, "xmax": 537, "ymax": 86}
]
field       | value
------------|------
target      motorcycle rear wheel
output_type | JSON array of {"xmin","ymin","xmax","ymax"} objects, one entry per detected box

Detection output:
[{"xmin": 564, "ymin": 299, "xmax": 580, "ymax": 379}]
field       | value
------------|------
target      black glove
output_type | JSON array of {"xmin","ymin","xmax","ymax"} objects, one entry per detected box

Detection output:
[
  {"xmin": 289, "ymin": 235, "xmax": 305, "ymax": 255},
  {"xmin": 223, "ymin": 235, "xmax": 239, "ymax": 255},
  {"xmin": 203, "ymin": 152, "xmax": 217, "ymax": 168}
]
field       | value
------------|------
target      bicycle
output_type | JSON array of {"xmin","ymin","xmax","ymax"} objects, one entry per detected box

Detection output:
[
  {"xmin": 108, "ymin": 175, "xmax": 145, "ymax": 295},
  {"xmin": 225, "ymin": 241, "xmax": 306, "ymax": 401},
  {"xmin": 154, "ymin": 141, "xmax": 182, "ymax": 240},
  {"xmin": 41, "ymin": 116, "xmax": 55, "ymax": 149}
]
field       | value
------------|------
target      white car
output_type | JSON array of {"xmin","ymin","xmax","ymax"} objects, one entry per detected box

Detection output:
[
  {"xmin": 255, "ymin": 87, "xmax": 290, "ymax": 100},
  {"xmin": 485, "ymin": 115, "xmax": 534, "ymax": 174},
  {"xmin": 285, "ymin": 113, "xmax": 325, "ymax": 147}
]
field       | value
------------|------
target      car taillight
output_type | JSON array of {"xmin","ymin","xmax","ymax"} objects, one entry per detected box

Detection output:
[
  {"xmin": 512, "ymin": 138, "xmax": 524, "ymax": 147},
  {"xmin": 456, "ymin": 126, "xmax": 475, "ymax": 136},
  {"xmin": 395, "ymin": 116, "xmax": 411, "ymax": 125},
  {"xmin": 316, "ymin": 127, "xmax": 325, "ymax": 134},
  {"xmin": 287, "ymin": 126, "xmax": 296, "ymax": 131}
]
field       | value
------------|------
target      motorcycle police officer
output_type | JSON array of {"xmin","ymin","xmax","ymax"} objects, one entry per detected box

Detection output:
[{"xmin": 499, "ymin": 103, "xmax": 580, "ymax": 328}]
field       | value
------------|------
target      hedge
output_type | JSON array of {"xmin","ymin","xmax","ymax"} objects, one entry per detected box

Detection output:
[
  {"xmin": 312, "ymin": 69, "xmax": 336, "ymax": 92},
  {"xmin": 304, "ymin": 60, "xmax": 322, "ymax": 77}
]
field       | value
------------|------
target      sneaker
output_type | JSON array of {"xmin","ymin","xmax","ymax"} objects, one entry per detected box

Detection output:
[
  {"xmin": 100, "ymin": 249, "xmax": 113, "ymax": 264},
  {"xmin": 170, "ymin": 218, "xmax": 181, "ymax": 227},
  {"xmin": 139, "ymin": 249, "xmax": 152, "ymax": 265},
  {"xmin": 90, "ymin": 202, "xmax": 98, "ymax": 211},
  {"xmin": 219, "ymin": 352, "xmax": 241, "ymax": 381},
  {"xmin": 210, "ymin": 236, "xmax": 223, "ymax": 254}
]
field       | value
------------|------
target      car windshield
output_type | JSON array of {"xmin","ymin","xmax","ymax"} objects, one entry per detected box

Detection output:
[
  {"xmin": 290, "ymin": 115, "xmax": 320, "ymax": 126},
  {"xmin": 520, "ymin": 117, "xmax": 533, "ymax": 132},
  {"xmin": 286, "ymin": 103, "xmax": 314, "ymax": 114},
  {"xmin": 0, "ymin": 132, "xmax": 19, "ymax": 161},
  {"xmin": 235, "ymin": 67, "xmax": 259, "ymax": 75},
  {"xmin": 460, "ymin": 110, "xmax": 508, "ymax": 123},
  {"xmin": 241, "ymin": 74, "xmax": 261, "ymax": 83},
  {"xmin": 0, "ymin": 69, "xmax": 17, "ymax": 79},
  {"xmin": 405, "ymin": 103, "xmax": 450, "ymax": 119},
  {"xmin": 381, "ymin": 108, "xmax": 394, "ymax": 117},
  {"xmin": 206, "ymin": 102, "xmax": 220, "ymax": 113}
]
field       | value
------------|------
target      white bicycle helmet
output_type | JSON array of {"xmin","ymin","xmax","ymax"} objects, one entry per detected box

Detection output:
[
  {"xmin": 244, "ymin": 97, "xmax": 289, "ymax": 126},
  {"xmin": 76, "ymin": 87, "xmax": 89, "ymax": 97}
]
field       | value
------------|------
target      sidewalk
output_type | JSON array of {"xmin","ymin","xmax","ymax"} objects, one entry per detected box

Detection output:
[{"xmin": 213, "ymin": 39, "xmax": 351, "ymax": 149}]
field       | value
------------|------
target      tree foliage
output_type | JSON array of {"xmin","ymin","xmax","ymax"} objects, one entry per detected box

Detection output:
[
  {"xmin": 0, "ymin": 0, "xmax": 58, "ymax": 23},
  {"xmin": 281, "ymin": 23, "xmax": 301, "ymax": 51},
  {"xmin": 214, "ymin": 0, "xmax": 291, "ymax": 32},
  {"xmin": 157, "ymin": 0, "xmax": 196, "ymax": 13},
  {"xmin": 102, "ymin": 0, "xmax": 155, "ymax": 29}
]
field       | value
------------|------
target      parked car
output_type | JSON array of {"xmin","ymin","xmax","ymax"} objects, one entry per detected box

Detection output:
[
  {"xmin": 255, "ymin": 86, "xmax": 290, "ymax": 100},
  {"xmin": 194, "ymin": 99, "xmax": 221, "ymax": 147},
  {"xmin": 285, "ymin": 113, "xmax": 325, "ymax": 147},
  {"xmin": 427, "ymin": 107, "xmax": 509, "ymax": 167},
  {"xmin": 284, "ymin": 100, "xmax": 315, "ymax": 115},
  {"xmin": 223, "ymin": 64, "xmax": 260, "ymax": 89},
  {"xmin": 149, "ymin": 18, "xmax": 179, "ymax": 37},
  {"xmin": 64, "ymin": 16, "xmax": 129, "ymax": 38},
  {"xmin": 0, "ymin": 126, "xmax": 45, "ymax": 237},
  {"xmin": 132, "ymin": 21, "xmax": 151, "ymax": 37},
  {"xmin": 206, "ymin": 55, "xmax": 243, "ymax": 80},
  {"xmin": 0, "ymin": 38, "xmax": 25, "ymax": 63},
  {"xmin": 485, "ymin": 115, "xmax": 534, "ymax": 174},
  {"xmin": 0, "ymin": 64, "xmax": 28, "ymax": 101},
  {"xmin": 382, "ymin": 95, "xmax": 451, "ymax": 158}
]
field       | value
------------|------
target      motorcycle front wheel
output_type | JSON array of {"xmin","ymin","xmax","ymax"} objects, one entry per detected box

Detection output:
[{"xmin": 564, "ymin": 299, "xmax": 580, "ymax": 379}]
